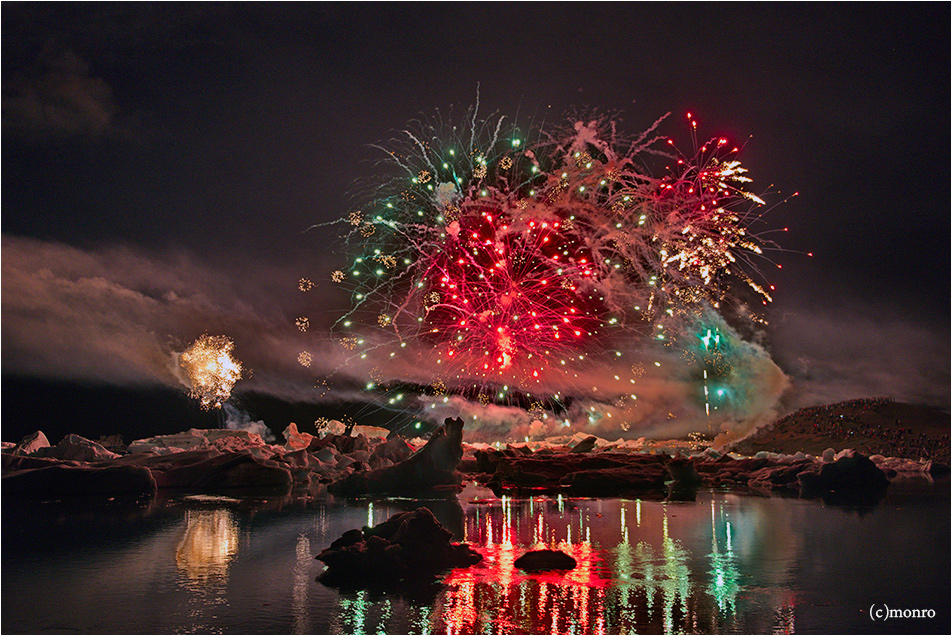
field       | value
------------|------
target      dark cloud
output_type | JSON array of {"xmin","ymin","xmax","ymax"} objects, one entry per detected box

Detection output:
[
  {"xmin": 3, "ymin": 47, "xmax": 118, "ymax": 138},
  {"xmin": 770, "ymin": 308, "xmax": 949, "ymax": 411}
]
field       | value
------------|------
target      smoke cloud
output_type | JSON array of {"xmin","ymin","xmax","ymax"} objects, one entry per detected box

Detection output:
[
  {"xmin": 1, "ymin": 234, "xmax": 338, "ymax": 391},
  {"xmin": 770, "ymin": 307, "xmax": 949, "ymax": 412},
  {"xmin": 3, "ymin": 235, "xmax": 946, "ymax": 443}
]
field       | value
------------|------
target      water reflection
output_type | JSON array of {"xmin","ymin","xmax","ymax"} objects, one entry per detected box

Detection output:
[
  {"xmin": 175, "ymin": 508, "xmax": 239, "ymax": 588},
  {"xmin": 292, "ymin": 534, "xmax": 311, "ymax": 634},
  {"xmin": 3, "ymin": 481, "xmax": 947, "ymax": 635},
  {"xmin": 430, "ymin": 494, "xmax": 804, "ymax": 634}
]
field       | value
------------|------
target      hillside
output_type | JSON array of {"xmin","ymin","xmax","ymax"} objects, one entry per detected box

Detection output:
[{"xmin": 729, "ymin": 398, "xmax": 950, "ymax": 463}]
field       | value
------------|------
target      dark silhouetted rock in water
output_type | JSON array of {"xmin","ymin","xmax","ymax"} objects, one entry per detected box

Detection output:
[
  {"xmin": 150, "ymin": 451, "xmax": 293, "ymax": 491},
  {"xmin": 559, "ymin": 464, "xmax": 668, "ymax": 496},
  {"xmin": 3, "ymin": 464, "xmax": 156, "ymax": 498},
  {"xmin": 665, "ymin": 455, "xmax": 702, "ymax": 485},
  {"xmin": 317, "ymin": 507, "xmax": 482, "ymax": 589},
  {"xmin": 798, "ymin": 452, "xmax": 889, "ymax": 495},
  {"xmin": 665, "ymin": 482, "xmax": 699, "ymax": 502},
  {"xmin": 514, "ymin": 549, "xmax": 577, "ymax": 572},
  {"xmin": 328, "ymin": 417, "xmax": 465, "ymax": 496}
]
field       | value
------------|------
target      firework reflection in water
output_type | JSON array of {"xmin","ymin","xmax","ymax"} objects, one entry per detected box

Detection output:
[{"xmin": 326, "ymin": 494, "xmax": 799, "ymax": 634}]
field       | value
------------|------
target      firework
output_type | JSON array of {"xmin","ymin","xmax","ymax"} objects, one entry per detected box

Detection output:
[
  {"xmin": 180, "ymin": 335, "xmax": 242, "ymax": 409},
  {"xmin": 324, "ymin": 107, "xmax": 783, "ymax": 414}
]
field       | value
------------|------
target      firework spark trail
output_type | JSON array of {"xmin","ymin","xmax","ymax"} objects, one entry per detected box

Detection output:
[
  {"xmin": 179, "ymin": 334, "xmax": 243, "ymax": 409},
  {"xmin": 322, "ymin": 108, "xmax": 781, "ymax": 401}
]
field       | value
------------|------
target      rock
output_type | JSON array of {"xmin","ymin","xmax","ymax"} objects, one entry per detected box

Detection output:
[
  {"xmin": 570, "ymin": 436, "xmax": 598, "ymax": 453},
  {"xmin": 701, "ymin": 447, "xmax": 722, "ymax": 460},
  {"xmin": 3, "ymin": 464, "xmax": 156, "ymax": 498},
  {"xmin": 315, "ymin": 419, "xmax": 347, "ymax": 437},
  {"xmin": 129, "ymin": 429, "xmax": 211, "ymax": 453},
  {"xmin": 370, "ymin": 436, "xmax": 415, "ymax": 465},
  {"xmin": 485, "ymin": 452, "xmax": 668, "ymax": 495},
  {"xmin": 283, "ymin": 423, "xmax": 313, "ymax": 451},
  {"xmin": 560, "ymin": 464, "xmax": 668, "ymax": 496},
  {"xmin": 38, "ymin": 434, "xmax": 119, "ymax": 462},
  {"xmin": 473, "ymin": 448, "xmax": 506, "ymax": 474},
  {"xmin": 207, "ymin": 433, "xmax": 269, "ymax": 454},
  {"xmin": 352, "ymin": 425, "xmax": 389, "ymax": 440},
  {"xmin": 312, "ymin": 446, "xmax": 338, "ymax": 464},
  {"xmin": 96, "ymin": 434, "xmax": 127, "ymax": 453},
  {"xmin": 309, "ymin": 433, "xmax": 371, "ymax": 455},
  {"xmin": 822, "ymin": 448, "xmax": 836, "ymax": 462},
  {"xmin": 14, "ymin": 431, "xmax": 50, "ymax": 456},
  {"xmin": 317, "ymin": 507, "xmax": 481, "ymax": 589},
  {"xmin": 147, "ymin": 450, "xmax": 292, "ymax": 491},
  {"xmin": 514, "ymin": 549, "xmax": 577, "ymax": 572},
  {"xmin": 747, "ymin": 460, "xmax": 815, "ymax": 492},
  {"xmin": 328, "ymin": 528, "xmax": 364, "ymax": 550},
  {"xmin": 348, "ymin": 450, "xmax": 371, "ymax": 464},
  {"xmin": 665, "ymin": 455, "xmax": 702, "ymax": 485},
  {"xmin": 203, "ymin": 429, "xmax": 266, "ymax": 447},
  {"xmin": 328, "ymin": 418, "xmax": 465, "ymax": 496},
  {"xmin": 798, "ymin": 452, "xmax": 889, "ymax": 495},
  {"xmin": 278, "ymin": 448, "xmax": 313, "ymax": 483}
]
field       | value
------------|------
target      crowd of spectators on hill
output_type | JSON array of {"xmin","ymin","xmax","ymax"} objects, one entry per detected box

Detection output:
[{"xmin": 765, "ymin": 398, "xmax": 949, "ymax": 463}]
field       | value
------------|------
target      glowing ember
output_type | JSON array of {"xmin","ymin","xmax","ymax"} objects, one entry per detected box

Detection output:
[{"xmin": 179, "ymin": 334, "xmax": 243, "ymax": 409}]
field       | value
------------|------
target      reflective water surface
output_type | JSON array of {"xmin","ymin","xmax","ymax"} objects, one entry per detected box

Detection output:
[{"xmin": 3, "ymin": 480, "xmax": 948, "ymax": 634}]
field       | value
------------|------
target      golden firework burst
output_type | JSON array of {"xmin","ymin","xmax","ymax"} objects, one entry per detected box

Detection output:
[{"xmin": 180, "ymin": 335, "xmax": 242, "ymax": 410}]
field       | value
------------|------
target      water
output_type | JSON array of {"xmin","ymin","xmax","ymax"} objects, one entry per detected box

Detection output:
[{"xmin": 3, "ymin": 479, "xmax": 948, "ymax": 634}]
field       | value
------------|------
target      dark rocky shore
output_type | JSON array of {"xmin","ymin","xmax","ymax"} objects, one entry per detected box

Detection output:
[{"xmin": 2, "ymin": 398, "xmax": 947, "ymax": 502}]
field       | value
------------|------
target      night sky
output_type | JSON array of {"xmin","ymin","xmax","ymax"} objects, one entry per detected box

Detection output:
[{"xmin": 3, "ymin": 4, "xmax": 949, "ymax": 440}]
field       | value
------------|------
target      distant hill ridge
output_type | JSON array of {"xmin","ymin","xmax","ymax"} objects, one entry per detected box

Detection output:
[{"xmin": 730, "ymin": 397, "xmax": 950, "ymax": 463}]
